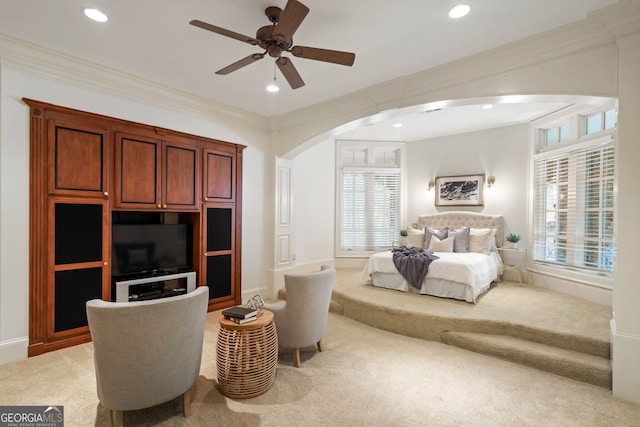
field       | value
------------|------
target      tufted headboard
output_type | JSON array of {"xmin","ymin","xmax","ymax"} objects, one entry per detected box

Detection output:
[{"xmin": 417, "ymin": 211, "xmax": 504, "ymax": 248}]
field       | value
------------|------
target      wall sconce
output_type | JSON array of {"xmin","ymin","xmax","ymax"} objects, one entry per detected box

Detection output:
[
  {"xmin": 486, "ymin": 176, "xmax": 496, "ymax": 188},
  {"xmin": 428, "ymin": 180, "xmax": 435, "ymax": 191}
]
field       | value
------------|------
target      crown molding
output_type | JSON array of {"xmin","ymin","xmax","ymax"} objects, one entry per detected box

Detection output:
[
  {"xmin": 0, "ymin": 34, "xmax": 271, "ymax": 134},
  {"xmin": 590, "ymin": 0, "xmax": 640, "ymax": 39}
]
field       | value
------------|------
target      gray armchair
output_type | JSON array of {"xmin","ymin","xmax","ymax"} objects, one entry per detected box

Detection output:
[
  {"xmin": 264, "ymin": 265, "xmax": 335, "ymax": 367},
  {"xmin": 86, "ymin": 286, "xmax": 209, "ymax": 426}
]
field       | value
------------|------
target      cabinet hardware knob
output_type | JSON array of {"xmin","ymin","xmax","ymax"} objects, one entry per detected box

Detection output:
[
  {"xmin": 157, "ymin": 204, "xmax": 162, "ymax": 208},
  {"xmin": 103, "ymin": 261, "xmax": 108, "ymax": 266},
  {"xmin": 163, "ymin": 204, "xmax": 167, "ymax": 208},
  {"xmin": 204, "ymin": 197, "xmax": 208, "ymax": 201},
  {"xmin": 103, "ymin": 192, "xmax": 109, "ymax": 196}
]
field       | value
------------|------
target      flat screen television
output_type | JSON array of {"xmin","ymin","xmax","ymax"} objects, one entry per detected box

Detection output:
[{"xmin": 111, "ymin": 224, "xmax": 192, "ymax": 277}]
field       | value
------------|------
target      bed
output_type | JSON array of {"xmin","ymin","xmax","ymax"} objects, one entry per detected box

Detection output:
[{"xmin": 362, "ymin": 211, "xmax": 505, "ymax": 303}]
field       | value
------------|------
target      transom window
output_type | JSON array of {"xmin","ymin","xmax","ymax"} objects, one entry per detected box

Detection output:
[
  {"xmin": 585, "ymin": 108, "xmax": 617, "ymax": 135},
  {"xmin": 544, "ymin": 123, "xmax": 569, "ymax": 147}
]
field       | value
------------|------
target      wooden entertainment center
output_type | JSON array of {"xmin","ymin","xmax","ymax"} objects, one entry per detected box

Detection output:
[{"xmin": 25, "ymin": 99, "xmax": 245, "ymax": 356}]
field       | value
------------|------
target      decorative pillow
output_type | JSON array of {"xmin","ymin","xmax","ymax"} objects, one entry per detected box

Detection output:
[
  {"xmin": 428, "ymin": 235, "xmax": 455, "ymax": 252},
  {"xmin": 424, "ymin": 227, "xmax": 448, "ymax": 249},
  {"xmin": 406, "ymin": 228, "xmax": 425, "ymax": 248},
  {"xmin": 468, "ymin": 228, "xmax": 495, "ymax": 254},
  {"xmin": 447, "ymin": 227, "xmax": 470, "ymax": 253}
]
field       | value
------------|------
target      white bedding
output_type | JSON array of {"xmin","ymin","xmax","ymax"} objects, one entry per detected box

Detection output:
[{"xmin": 362, "ymin": 250, "xmax": 504, "ymax": 303}]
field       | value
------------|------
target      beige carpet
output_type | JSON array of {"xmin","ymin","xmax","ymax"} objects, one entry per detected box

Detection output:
[
  {"xmin": 332, "ymin": 268, "xmax": 611, "ymax": 345},
  {"xmin": 1, "ymin": 307, "xmax": 640, "ymax": 426},
  {"xmin": 328, "ymin": 269, "xmax": 614, "ymax": 387}
]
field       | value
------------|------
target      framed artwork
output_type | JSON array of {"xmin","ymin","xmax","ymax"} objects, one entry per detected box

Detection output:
[{"xmin": 435, "ymin": 174, "xmax": 485, "ymax": 206}]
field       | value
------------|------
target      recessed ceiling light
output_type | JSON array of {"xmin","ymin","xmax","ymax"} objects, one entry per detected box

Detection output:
[
  {"xmin": 481, "ymin": 104, "xmax": 494, "ymax": 110},
  {"xmin": 393, "ymin": 123, "xmax": 403, "ymax": 128},
  {"xmin": 83, "ymin": 8, "xmax": 108, "ymax": 22},
  {"xmin": 449, "ymin": 4, "xmax": 470, "ymax": 19}
]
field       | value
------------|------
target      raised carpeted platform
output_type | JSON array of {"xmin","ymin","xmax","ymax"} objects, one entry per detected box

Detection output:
[{"xmin": 289, "ymin": 268, "xmax": 612, "ymax": 388}]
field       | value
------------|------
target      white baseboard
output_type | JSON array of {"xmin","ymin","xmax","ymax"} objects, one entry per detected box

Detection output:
[
  {"xmin": 0, "ymin": 337, "xmax": 28, "ymax": 366},
  {"xmin": 241, "ymin": 285, "xmax": 270, "ymax": 305},
  {"xmin": 335, "ymin": 257, "xmax": 368, "ymax": 269},
  {"xmin": 610, "ymin": 319, "xmax": 640, "ymax": 404},
  {"xmin": 528, "ymin": 270, "xmax": 612, "ymax": 306}
]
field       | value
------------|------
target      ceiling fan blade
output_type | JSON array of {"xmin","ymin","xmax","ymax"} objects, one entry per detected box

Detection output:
[
  {"xmin": 290, "ymin": 46, "xmax": 355, "ymax": 66},
  {"xmin": 216, "ymin": 53, "xmax": 265, "ymax": 75},
  {"xmin": 189, "ymin": 20, "xmax": 259, "ymax": 45},
  {"xmin": 276, "ymin": 57, "xmax": 305, "ymax": 89},
  {"xmin": 274, "ymin": 0, "xmax": 309, "ymax": 41}
]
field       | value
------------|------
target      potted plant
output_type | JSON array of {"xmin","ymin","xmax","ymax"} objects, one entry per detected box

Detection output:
[
  {"xmin": 505, "ymin": 233, "xmax": 521, "ymax": 248},
  {"xmin": 399, "ymin": 229, "xmax": 408, "ymax": 246}
]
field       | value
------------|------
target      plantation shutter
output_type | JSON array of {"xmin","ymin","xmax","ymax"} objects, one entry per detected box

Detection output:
[
  {"xmin": 532, "ymin": 136, "xmax": 614, "ymax": 272},
  {"xmin": 341, "ymin": 168, "xmax": 400, "ymax": 251}
]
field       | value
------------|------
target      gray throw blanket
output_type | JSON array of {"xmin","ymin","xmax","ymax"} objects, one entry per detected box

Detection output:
[{"xmin": 392, "ymin": 247, "xmax": 440, "ymax": 289}]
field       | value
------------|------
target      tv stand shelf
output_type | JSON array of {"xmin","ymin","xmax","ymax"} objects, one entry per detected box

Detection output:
[{"xmin": 114, "ymin": 271, "xmax": 196, "ymax": 302}]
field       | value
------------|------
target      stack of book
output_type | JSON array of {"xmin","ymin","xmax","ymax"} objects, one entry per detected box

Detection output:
[{"xmin": 222, "ymin": 305, "xmax": 258, "ymax": 324}]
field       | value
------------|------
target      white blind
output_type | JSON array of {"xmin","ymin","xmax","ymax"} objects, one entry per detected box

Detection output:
[
  {"xmin": 341, "ymin": 168, "xmax": 400, "ymax": 251},
  {"xmin": 532, "ymin": 137, "xmax": 614, "ymax": 273}
]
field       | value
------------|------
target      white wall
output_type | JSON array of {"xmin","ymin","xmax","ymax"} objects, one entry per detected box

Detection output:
[
  {"xmin": 0, "ymin": 65, "xmax": 273, "ymax": 364},
  {"xmin": 406, "ymin": 125, "xmax": 529, "ymax": 240},
  {"xmin": 289, "ymin": 124, "xmax": 529, "ymax": 275},
  {"xmin": 291, "ymin": 138, "xmax": 336, "ymax": 265}
]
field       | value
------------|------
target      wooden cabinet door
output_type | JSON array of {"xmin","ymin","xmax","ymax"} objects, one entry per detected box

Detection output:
[
  {"xmin": 163, "ymin": 140, "xmax": 200, "ymax": 211},
  {"xmin": 48, "ymin": 198, "xmax": 110, "ymax": 343},
  {"xmin": 48, "ymin": 119, "xmax": 110, "ymax": 198},
  {"xmin": 203, "ymin": 147, "xmax": 235, "ymax": 203},
  {"xmin": 114, "ymin": 133, "xmax": 161, "ymax": 209},
  {"xmin": 115, "ymin": 133, "xmax": 199, "ymax": 211}
]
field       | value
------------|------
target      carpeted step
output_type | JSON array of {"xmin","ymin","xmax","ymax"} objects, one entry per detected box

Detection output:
[{"xmin": 441, "ymin": 331, "xmax": 611, "ymax": 388}]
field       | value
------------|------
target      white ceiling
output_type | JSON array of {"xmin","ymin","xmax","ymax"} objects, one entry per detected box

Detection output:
[{"xmin": 0, "ymin": 0, "xmax": 619, "ymax": 141}]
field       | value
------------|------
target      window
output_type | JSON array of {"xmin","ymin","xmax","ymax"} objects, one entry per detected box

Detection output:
[
  {"xmin": 532, "ymin": 106, "xmax": 616, "ymax": 275},
  {"xmin": 336, "ymin": 141, "xmax": 405, "ymax": 256},
  {"xmin": 585, "ymin": 108, "xmax": 617, "ymax": 135},
  {"xmin": 544, "ymin": 123, "xmax": 569, "ymax": 147}
]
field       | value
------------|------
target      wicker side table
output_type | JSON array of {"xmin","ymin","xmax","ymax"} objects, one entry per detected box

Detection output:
[{"xmin": 216, "ymin": 309, "xmax": 278, "ymax": 399}]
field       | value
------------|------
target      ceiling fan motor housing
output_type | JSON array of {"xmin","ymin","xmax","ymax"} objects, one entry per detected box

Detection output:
[{"xmin": 256, "ymin": 25, "xmax": 292, "ymax": 57}]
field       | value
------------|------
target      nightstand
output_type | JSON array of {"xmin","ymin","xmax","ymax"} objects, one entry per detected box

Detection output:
[{"xmin": 497, "ymin": 247, "xmax": 526, "ymax": 283}]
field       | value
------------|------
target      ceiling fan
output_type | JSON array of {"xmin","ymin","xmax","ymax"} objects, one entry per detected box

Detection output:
[{"xmin": 189, "ymin": 0, "xmax": 356, "ymax": 89}]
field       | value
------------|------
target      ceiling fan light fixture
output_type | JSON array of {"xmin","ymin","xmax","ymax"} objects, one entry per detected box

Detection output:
[
  {"xmin": 449, "ymin": 4, "xmax": 470, "ymax": 19},
  {"xmin": 83, "ymin": 8, "xmax": 108, "ymax": 23}
]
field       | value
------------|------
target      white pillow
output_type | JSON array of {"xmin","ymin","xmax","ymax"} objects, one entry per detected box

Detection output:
[
  {"xmin": 468, "ymin": 228, "xmax": 495, "ymax": 254},
  {"xmin": 424, "ymin": 227, "xmax": 448, "ymax": 249},
  {"xmin": 406, "ymin": 228, "xmax": 425, "ymax": 248},
  {"xmin": 428, "ymin": 235, "xmax": 455, "ymax": 252}
]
